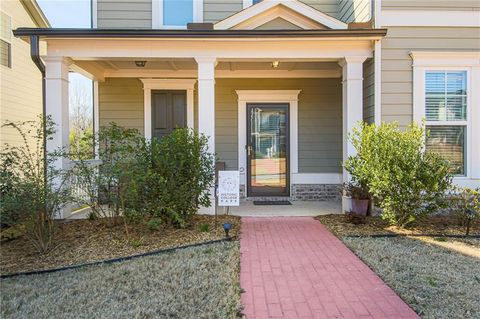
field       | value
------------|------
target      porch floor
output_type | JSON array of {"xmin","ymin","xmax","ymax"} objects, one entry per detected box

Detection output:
[{"xmin": 226, "ymin": 200, "xmax": 341, "ymax": 217}]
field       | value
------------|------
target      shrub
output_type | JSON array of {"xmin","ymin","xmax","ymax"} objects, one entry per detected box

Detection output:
[
  {"xmin": 0, "ymin": 117, "xmax": 72, "ymax": 253},
  {"xmin": 146, "ymin": 218, "xmax": 163, "ymax": 231},
  {"xmin": 144, "ymin": 128, "xmax": 215, "ymax": 227},
  {"xmin": 72, "ymin": 125, "xmax": 215, "ymax": 229},
  {"xmin": 72, "ymin": 123, "xmax": 147, "ymax": 223},
  {"xmin": 198, "ymin": 223, "xmax": 210, "ymax": 232},
  {"xmin": 450, "ymin": 187, "xmax": 479, "ymax": 235},
  {"xmin": 345, "ymin": 122, "xmax": 453, "ymax": 227}
]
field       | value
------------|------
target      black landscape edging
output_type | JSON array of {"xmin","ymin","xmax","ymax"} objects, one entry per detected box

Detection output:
[
  {"xmin": 1, "ymin": 237, "xmax": 233, "ymax": 279},
  {"xmin": 344, "ymin": 233, "xmax": 480, "ymax": 239}
]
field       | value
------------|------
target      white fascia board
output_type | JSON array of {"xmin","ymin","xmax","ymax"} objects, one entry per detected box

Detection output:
[
  {"xmin": 378, "ymin": 10, "xmax": 480, "ymax": 27},
  {"xmin": 214, "ymin": 0, "xmax": 347, "ymax": 30}
]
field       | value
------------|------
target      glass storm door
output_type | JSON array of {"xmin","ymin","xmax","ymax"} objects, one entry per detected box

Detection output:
[{"xmin": 247, "ymin": 104, "xmax": 289, "ymax": 197}]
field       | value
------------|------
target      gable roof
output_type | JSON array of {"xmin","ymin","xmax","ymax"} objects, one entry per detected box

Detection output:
[
  {"xmin": 214, "ymin": 0, "xmax": 347, "ymax": 30},
  {"xmin": 21, "ymin": 0, "xmax": 50, "ymax": 28}
]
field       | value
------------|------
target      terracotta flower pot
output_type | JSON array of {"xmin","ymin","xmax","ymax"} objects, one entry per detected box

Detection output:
[{"xmin": 351, "ymin": 198, "xmax": 369, "ymax": 216}]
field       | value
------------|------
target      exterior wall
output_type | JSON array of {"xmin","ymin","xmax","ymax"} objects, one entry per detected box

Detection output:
[
  {"xmin": 382, "ymin": 0, "xmax": 480, "ymax": 11},
  {"xmin": 363, "ymin": 57, "xmax": 374, "ymax": 124},
  {"xmin": 97, "ymin": 0, "xmax": 152, "ymax": 29},
  {"xmin": 203, "ymin": 0, "xmax": 243, "ymax": 23},
  {"xmin": 0, "ymin": 1, "xmax": 43, "ymax": 149},
  {"xmin": 95, "ymin": 0, "xmax": 372, "ymax": 27},
  {"xmin": 98, "ymin": 78, "xmax": 144, "ymax": 133},
  {"xmin": 292, "ymin": 184, "xmax": 341, "ymax": 201},
  {"xmin": 338, "ymin": 0, "xmax": 370, "ymax": 23},
  {"xmin": 297, "ymin": 0, "xmax": 340, "ymax": 19},
  {"xmin": 215, "ymin": 78, "xmax": 343, "ymax": 173},
  {"xmin": 380, "ymin": 27, "xmax": 480, "ymax": 127}
]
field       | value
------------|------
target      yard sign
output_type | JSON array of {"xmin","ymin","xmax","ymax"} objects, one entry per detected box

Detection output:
[{"xmin": 218, "ymin": 171, "xmax": 240, "ymax": 206}]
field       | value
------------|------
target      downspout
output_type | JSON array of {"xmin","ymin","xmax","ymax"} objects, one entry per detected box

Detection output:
[{"xmin": 29, "ymin": 35, "xmax": 47, "ymax": 186}]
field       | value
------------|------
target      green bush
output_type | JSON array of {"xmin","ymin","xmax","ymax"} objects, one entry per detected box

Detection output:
[
  {"xmin": 0, "ymin": 116, "xmax": 72, "ymax": 253},
  {"xmin": 198, "ymin": 223, "xmax": 210, "ymax": 232},
  {"xmin": 144, "ymin": 128, "xmax": 215, "ymax": 227},
  {"xmin": 72, "ymin": 125, "xmax": 214, "ymax": 229},
  {"xmin": 72, "ymin": 123, "xmax": 147, "ymax": 223},
  {"xmin": 345, "ymin": 122, "xmax": 453, "ymax": 227},
  {"xmin": 146, "ymin": 218, "xmax": 163, "ymax": 231}
]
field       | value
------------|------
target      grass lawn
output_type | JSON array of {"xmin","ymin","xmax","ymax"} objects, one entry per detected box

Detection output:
[
  {"xmin": 317, "ymin": 214, "xmax": 480, "ymax": 319},
  {"xmin": 342, "ymin": 237, "xmax": 480, "ymax": 319},
  {"xmin": 1, "ymin": 241, "xmax": 241, "ymax": 319}
]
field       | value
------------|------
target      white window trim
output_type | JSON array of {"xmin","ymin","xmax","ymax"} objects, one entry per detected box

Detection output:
[
  {"xmin": 411, "ymin": 51, "xmax": 480, "ymax": 185},
  {"xmin": 152, "ymin": 0, "xmax": 203, "ymax": 29},
  {"xmin": 0, "ymin": 11, "xmax": 12, "ymax": 68},
  {"xmin": 140, "ymin": 79, "xmax": 196, "ymax": 140}
]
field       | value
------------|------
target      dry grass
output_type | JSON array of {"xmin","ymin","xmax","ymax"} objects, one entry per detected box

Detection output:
[
  {"xmin": 316, "ymin": 214, "xmax": 480, "ymax": 238},
  {"xmin": 342, "ymin": 236, "xmax": 480, "ymax": 319},
  {"xmin": 0, "ymin": 215, "xmax": 240, "ymax": 275},
  {"xmin": 1, "ymin": 241, "xmax": 241, "ymax": 319}
]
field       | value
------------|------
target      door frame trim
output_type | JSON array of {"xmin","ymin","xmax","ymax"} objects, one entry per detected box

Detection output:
[
  {"xmin": 236, "ymin": 90, "xmax": 301, "ymax": 197},
  {"xmin": 141, "ymin": 78, "xmax": 195, "ymax": 139},
  {"xmin": 247, "ymin": 103, "xmax": 290, "ymax": 197}
]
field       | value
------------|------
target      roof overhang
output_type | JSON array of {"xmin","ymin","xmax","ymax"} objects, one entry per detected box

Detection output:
[
  {"xmin": 20, "ymin": 0, "xmax": 50, "ymax": 28},
  {"xmin": 13, "ymin": 28, "xmax": 387, "ymax": 40}
]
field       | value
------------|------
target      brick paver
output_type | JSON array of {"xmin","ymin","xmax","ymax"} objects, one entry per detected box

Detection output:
[{"xmin": 240, "ymin": 217, "xmax": 420, "ymax": 319}]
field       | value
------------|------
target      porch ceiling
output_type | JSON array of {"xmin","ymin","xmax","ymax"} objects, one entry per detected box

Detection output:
[{"xmin": 70, "ymin": 59, "xmax": 343, "ymax": 80}]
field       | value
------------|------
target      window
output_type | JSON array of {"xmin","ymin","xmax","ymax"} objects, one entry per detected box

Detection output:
[
  {"xmin": 424, "ymin": 71, "xmax": 468, "ymax": 175},
  {"xmin": 0, "ymin": 12, "xmax": 11, "ymax": 68},
  {"xmin": 163, "ymin": 0, "xmax": 193, "ymax": 26},
  {"xmin": 153, "ymin": 0, "xmax": 201, "ymax": 28}
]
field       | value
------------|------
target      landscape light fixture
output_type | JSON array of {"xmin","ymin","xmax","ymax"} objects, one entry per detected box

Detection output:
[
  {"xmin": 223, "ymin": 222, "xmax": 232, "ymax": 239},
  {"xmin": 135, "ymin": 60, "xmax": 147, "ymax": 67},
  {"xmin": 271, "ymin": 61, "xmax": 280, "ymax": 68}
]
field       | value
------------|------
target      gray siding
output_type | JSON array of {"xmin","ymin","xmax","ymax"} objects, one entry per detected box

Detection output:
[
  {"xmin": 302, "ymin": 0, "xmax": 340, "ymax": 19},
  {"xmin": 363, "ymin": 58, "xmax": 374, "ymax": 124},
  {"xmin": 99, "ymin": 78, "xmax": 144, "ymax": 133},
  {"xmin": 382, "ymin": 0, "xmax": 480, "ymax": 11},
  {"xmin": 203, "ymin": 0, "xmax": 343, "ymax": 23},
  {"xmin": 215, "ymin": 78, "xmax": 342, "ymax": 173},
  {"xmin": 338, "ymin": 0, "xmax": 370, "ymax": 23},
  {"xmin": 97, "ymin": 0, "xmax": 151, "ymax": 29},
  {"xmin": 203, "ymin": 0, "xmax": 243, "ymax": 23},
  {"xmin": 381, "ymin": 27, "xmax": 480, "ymax": 127}
]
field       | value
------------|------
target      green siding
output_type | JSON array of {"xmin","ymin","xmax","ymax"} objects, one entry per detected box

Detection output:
[
  {"xmin": 97, "ymin": 0, "xmax": 151, "ymax": 29},
  {"xmin": 98, "ymin": 78, "xmax": 144, "ymax": 133},
  {"xmin": 381, "ymin": 27, "xmax": 480, "ymax": 127},
  {"xmin": 338, "ymin": 0, "xmax": 371, "ymax": 23},
  {"xmin": 214, "ymin": 78, "xmax": 342, "ymax": 173},
  {"xmin": 363, "ymin": 57, "xmax": 375, "ymax": 124}
]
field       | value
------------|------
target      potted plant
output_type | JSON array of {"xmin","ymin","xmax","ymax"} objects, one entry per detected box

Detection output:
[{"xmin": 343, "ymin": 182, "xmax": 370, "ymax": 216}]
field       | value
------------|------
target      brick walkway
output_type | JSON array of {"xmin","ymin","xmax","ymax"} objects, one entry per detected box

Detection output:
[{"xmin": 240, "ymin": 217, "xmax": 419, "ymax": 319}]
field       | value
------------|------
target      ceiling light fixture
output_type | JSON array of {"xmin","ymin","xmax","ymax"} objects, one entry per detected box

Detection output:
[
  {"xmin": 135, "ymin": 60, "xmax": 147, "ymax": 67},
  {"xmin": 271, "ymin": 61, "xmax": 280, "ymax": 68}
]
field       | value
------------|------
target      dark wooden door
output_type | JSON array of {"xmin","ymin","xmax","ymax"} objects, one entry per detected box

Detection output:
[{"xmin": 151, "ymin": 90, "xmax": 187, "ymax": 138}]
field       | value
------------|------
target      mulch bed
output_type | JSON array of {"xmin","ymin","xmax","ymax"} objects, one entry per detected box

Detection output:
[
  {"xmin": 0, "ymin": 214, "xmax": 240, "ymax": 276},
  {"xmin": 316, "ymin": 214, "xmax": 480, "ymax": 237}
]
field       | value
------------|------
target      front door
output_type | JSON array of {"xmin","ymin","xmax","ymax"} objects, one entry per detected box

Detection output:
[
  {"xmin": 247, "ymin": 103, "xmax": 289, "ymax": 197},
  {"xmin": 151, "ymin": 90, "xmax": 186, "ymax": 138}
]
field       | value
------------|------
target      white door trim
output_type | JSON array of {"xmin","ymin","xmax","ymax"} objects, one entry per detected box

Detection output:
[
  {"xmin": 236, "ymin": 90, "xmax": 301, "ymax": 196},
  {"xmin": 140, "ymin": 78, "xmax": 196, "ymax": 139}
]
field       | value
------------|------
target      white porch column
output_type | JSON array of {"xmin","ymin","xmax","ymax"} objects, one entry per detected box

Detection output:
[
  {"xmin": 339, "ymin": 57, "xmax": 367, "ymax": 182},
  {"xmin": 45, "ymin": 56, "xmax": 72, "ymax": 218},
  {"xmin": 195, "ymin": 57, "xmax": 216, "ymax": 213}
]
